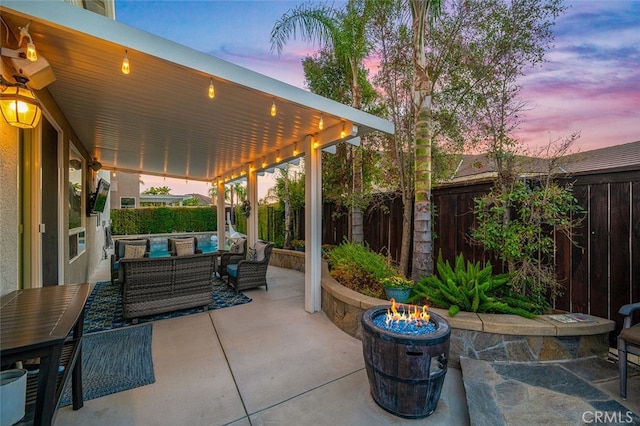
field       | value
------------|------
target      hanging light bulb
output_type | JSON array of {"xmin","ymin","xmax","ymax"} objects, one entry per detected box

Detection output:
[
  {"xmin": 318, "ymin": 113, "xmax": 324, "ymax": 130},
  {"xmin": 270, "ymin": 99, "xmax": 277, "ymax": 117},
  {"xmin": 26, "ymin": 41, "xmax": 37, "ymax": 62},
  {"xmin": 276, "ymin": 151, "xmax": 281, "ymax": 162},
  {"xmin": 208, "ymin": 78, "xmax": 215, "ymax": 99},
  {"xmin": 261, "ymin": 157, "xmax": 267, "ymax": 168},
  {"xmin": 340, "ymin": 122, "xmax": 347, "ymax": 139},
  {"xmin": 293, "ymin": 143, "xmax": 299, "ymax": 156},
  {"xmin": 19, "ymin": 23, "xmax": 37, "ymax": 62},
  {"xmin": 121, "ymin": 50, "xmax": 130, "ymax": 75}
]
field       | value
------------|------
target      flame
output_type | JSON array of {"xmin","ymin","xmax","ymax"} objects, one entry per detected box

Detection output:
[{"xmin": 385, "ymin": 298, "xmax": 430, "ymax": 326}]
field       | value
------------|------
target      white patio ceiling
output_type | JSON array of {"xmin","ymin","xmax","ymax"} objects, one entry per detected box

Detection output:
[{"xmin": 1, "ymin": 2, "xmax": 393, "ymax": 182}]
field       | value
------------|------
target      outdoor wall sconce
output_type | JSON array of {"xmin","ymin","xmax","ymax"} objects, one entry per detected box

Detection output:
[{"xmin": 0, "ymin": 75, "xmax": 42, "ymax": 129}]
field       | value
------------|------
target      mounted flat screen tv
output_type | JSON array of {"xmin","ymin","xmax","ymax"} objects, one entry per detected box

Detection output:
[{"xmin": 88, "ymin": 178, "xmax": 110, "ymax": 214}]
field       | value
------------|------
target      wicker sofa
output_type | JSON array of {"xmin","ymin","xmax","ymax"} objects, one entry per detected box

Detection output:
[{"xmin": 119, "ymin": 253, "xmax": 216, "ymax": 322}]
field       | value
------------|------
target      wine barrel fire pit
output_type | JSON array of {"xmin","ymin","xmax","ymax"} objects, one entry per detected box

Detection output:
[{"xmin": 361, "ymin": 301, "xmax": 451, "ymax": 418}]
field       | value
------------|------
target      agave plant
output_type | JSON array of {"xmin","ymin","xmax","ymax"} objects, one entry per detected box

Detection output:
[{"xmin": 409, "ymin": 252, "xmax": 541, "ymax": 318}]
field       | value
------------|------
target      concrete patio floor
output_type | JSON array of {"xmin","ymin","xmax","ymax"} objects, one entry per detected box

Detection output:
[
  {"xmin": 56, "ymin": 261, "xmax": 470, "ymax": 425},
  {"xmin": 56, "ymin": 259, "xmax": 640, "ymax": 425}
]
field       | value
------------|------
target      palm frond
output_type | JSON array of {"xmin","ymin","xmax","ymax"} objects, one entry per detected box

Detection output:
[{"xmin": 270, "ymin": 2, "xmax": 340, "ymax": 55}]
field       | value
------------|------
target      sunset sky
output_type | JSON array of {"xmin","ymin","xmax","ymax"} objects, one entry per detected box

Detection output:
[{"xmin": 115, "ymin": 0, "xmax": 640, "ymax": 195}]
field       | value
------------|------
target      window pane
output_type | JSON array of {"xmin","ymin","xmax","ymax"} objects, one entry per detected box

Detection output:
[{"xmin": 69, "ymin": 146, "xmax": 83, "ymax": 229}]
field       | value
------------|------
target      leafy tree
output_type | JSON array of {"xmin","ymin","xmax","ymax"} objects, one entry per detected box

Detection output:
[
  {"xmin": 302, "ymin": 49, "xmax": 382, "ymax": 220},
  {"xmin": 472, "ymin": 135, "xmax": 584, "ymax": 308},
  {"xmin": 142, "ymin": 186, "xmax": 172, "ymax": 195},
  {"xmin": 271, "ymin": 0, "xmax": 376, "ymax": 243}
]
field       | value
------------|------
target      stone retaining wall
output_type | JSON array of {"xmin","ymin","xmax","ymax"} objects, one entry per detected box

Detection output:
[
  {"xmin": 320, "ymin": 262, "xmax": 615, "ymax": 368},
  {"xmin": 270, "ymin": 248, "xmax": 305, "ymax": 273}
]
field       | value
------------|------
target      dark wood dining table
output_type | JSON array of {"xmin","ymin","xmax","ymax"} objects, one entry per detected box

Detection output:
[{"xmin": 1, "ymin": 283, "xmax": 91, "ymax": 426}]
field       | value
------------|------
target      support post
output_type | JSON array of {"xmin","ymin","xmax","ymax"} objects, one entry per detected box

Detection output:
[
  {"xmin": 246, "ymin": 164, "xmax": 258, "ymax": 247},
  {"xmin": 304, "ymin": 135, "xmax": 322, "ymax": 312},
  {"xmin": 217, "ymin": 179, "xmax": 226, "ymax": 250}
]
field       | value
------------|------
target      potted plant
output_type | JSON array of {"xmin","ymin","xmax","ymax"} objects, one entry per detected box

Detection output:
[
  {"xmin": 291, "ymin": 240, "xmax": 305, "ymax": 252},
  {"xmin": 381, "ymin": 275, "xmax": 414, "ymax": 303}
]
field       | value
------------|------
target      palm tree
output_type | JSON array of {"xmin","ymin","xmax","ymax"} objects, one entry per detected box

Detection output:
[
  {"xmin": 409, "ymin": 0, "xmax": 442, "ymax": 280},
  {"xmin": 271, "ymin": 0, "xmax": 374, "ymax": 244}
]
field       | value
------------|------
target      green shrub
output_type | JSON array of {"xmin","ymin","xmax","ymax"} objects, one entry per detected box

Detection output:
[
  {"xmin": 111, "ymin": 207, "xmax": 217, "ymax": 235},
  {"xmin": 409, "ymin": 252, "xmax": 541, "ymax": 318},
  {"xmin": 326, "ymin": 241, "xmax": 398, "ymax": 300}
]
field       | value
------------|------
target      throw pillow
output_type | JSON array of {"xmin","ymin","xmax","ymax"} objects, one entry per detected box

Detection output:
[
  {"xmin": 123, "ymin": 244, "xmax": 146, "ymax": 259},
  {"xmin": 253, "ymin": 242, "xmax": 267, "ymax": 262},
  {"xmin": 175, "ymin": 239, "xmax": 195, "ymax": 256}
]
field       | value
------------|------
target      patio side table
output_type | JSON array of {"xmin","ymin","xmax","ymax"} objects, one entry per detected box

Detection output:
[{"xmin": 0, "ymin": 283, "xmax": 91, "ymax": 426}]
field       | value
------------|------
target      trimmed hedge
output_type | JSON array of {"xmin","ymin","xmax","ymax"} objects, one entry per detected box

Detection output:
[{"xmin": 111, "ymin": 207, "xmax": 217, "ymax": 235}]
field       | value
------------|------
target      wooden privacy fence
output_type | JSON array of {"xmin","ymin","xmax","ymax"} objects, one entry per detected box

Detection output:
[{"xmin": 321, "ymin": 168, "xmax": 640, "ymax": 338}]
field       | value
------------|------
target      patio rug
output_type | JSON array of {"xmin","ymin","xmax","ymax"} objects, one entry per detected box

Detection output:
[
  {"xmin": 59, "ymin": 324, "xmax": 155, "ymax": 407},
  {"xmin": 82, "ymin": 278, "xmax": 251, "ymax": 333}
]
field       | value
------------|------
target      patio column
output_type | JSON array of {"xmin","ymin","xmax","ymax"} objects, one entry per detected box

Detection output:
[
  {"xmin": 246, "ymin": 163, "xmax": 258, "ymax": 247},
  {"xmin": 304, "ymin": 135, "xmax": 322, "ymax": 313},
  {"xmin": 217, "ymin": 179, "xmax": 226, "ymax": 250}
]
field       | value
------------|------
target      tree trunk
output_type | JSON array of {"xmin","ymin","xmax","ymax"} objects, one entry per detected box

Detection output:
[
  {"xmin": 351, "ymin": 145, "xmax": 364, "ymax": 244},
  {"xmin": 411, "ymin": 102, "xmax": 433, "ymax": 281},
  {"xmin": 399, "ymin": 190, "xmax": 414, "ymax": 277},
  {"xmin": 284, "ymin": 170, "xmax": 292, "ymax": 248},
  {"xmin": 350, "ymin": 61, "xmax": 364, "ymax": 244},
  {"xmin": 411, "ymin": 0, "xmax": 434, "ymax": 281}
]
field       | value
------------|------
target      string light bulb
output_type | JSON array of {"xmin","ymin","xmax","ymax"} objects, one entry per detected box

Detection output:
[
  {"xmin": 340, "ymin": 122, "xmax": 346, "ymax": 139},
  {"xmin": 276, "ymin": 151, "xmax": 281, "ymax": 162},
  {"xmin": 318, "ymin": 113, "xmax": 324, "ymax": 130},
  {"xmin": 19, "ymin": 23, "xmax": 37, "ymax": 62},
  {"xmin": 293, "ymin": 143, "xmax": 299, "ymax": 156},
  {"xmin": 121, "ymin": 50, "xmax": 130, "ymax": 75},
  {"xmin": 208, "ymin": 78, "xmax": 215, "ymax": 99},
  {"xmin": 262, "ymin": 157, "xmax": 267, "ymax": 168},
  {"xmin": 270, "ymin": 99, "xmax": 276, "ymax": 117}
]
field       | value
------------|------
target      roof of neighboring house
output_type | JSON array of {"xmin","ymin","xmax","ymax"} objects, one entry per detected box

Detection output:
[
  {"xmin": 139, "ymin": 194, "xmax": 191, "ymax": 204},
  {"xmin": 561, "ymin": 140, "xmax": 640, "ymax": 174},
  {"xmin": 186, "ymin": 193, "xmax": 213, "ymax": 205},
  {"xmin": 444, "ymin": 140, "xmax": 640, "ymax": 185}
]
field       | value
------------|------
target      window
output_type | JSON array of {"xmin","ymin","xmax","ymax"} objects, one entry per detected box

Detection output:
[
  {"xmin": 121, "ymin": 197, "xmax": 136, "ymax": 209},
  {"xmin": 69, "ymin": 144, "xmax": 85, "ymax": 261}
]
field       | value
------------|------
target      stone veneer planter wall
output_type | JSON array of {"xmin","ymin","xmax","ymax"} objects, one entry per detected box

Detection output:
[
  {"xmin": 270, "ymin": 248, "xmax": 305, "ymax": 273},
  {"xmin": 319, "ymin": 262, "xmax": 616, "ymax": 368},
  {"xmin": 266, "ymin": 251, "xmax": 616, "ymax": 368}
]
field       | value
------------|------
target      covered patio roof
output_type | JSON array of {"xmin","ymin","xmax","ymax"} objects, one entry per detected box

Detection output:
[{"xmin": 1, "ymin": 1, "xmax": 393, "ymax": 182}]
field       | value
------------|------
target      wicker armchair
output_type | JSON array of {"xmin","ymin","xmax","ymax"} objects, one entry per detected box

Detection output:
[
  {"xmin": 618, "ymin": 302, "xmax": 640, "ymax": 398},
  {"xmin": 110, "ymin": 238, "xmax": 151, "ymax": 285},
  {"xmin": 218, "ymin": 237, "xmax": 247, "ymax": 278},
  {"xmin": 168, "ymin": 237, "xmax": 203, "ymax": 256},
  {"xmin": 226, "ymin": 242, "xmax": 273, "ymax": 294}
]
